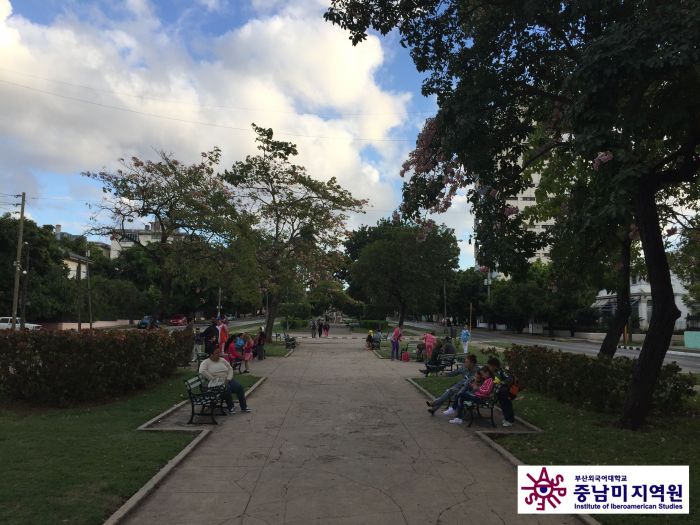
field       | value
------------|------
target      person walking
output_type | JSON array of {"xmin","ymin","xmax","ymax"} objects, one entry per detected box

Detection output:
[
  {"xmin": 218, "ymin": 319, "xmax": 229, "ymax": 354},
  {"xmin": 460, "ymin": 325, "xmax": 471, "ymax": 354},
  {"xmin": 423, "ymin": 330, "xmax": 437, "ymax": 361},
  {"xmin": 323, "ymin": 320, "xmax": 330, "ymax": 337},
  {"xmin": 317, "ymin": 318, "xmax": 323, "ymax": 338},
  {"xmin": 310, "ymin": 319, "xmax": 317, "ymax": 338},
  {"xmin": 390, "ymin": 324, "xmax": 403, "ymax": 360}
]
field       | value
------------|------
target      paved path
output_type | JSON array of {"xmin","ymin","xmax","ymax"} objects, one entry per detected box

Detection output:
[{"xmin": 126, "ymin": 339, "xmax": 575, "ymax": 525}]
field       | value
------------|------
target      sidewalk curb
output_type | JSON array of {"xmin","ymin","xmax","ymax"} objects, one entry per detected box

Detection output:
[
  {"xmin": 104, "ymin": 375, "xmax": 268, "ymax": 524},
  {"xmin": 373, "ymin": 349, "xmax": 384, "ymax": 359},
  {"xmin": 284, "ymin": 347, "xmax": 295, "ymax": 358},
  {"xmin": 406, "ymin": 377, "xmax": 600, "ymax": 525}
]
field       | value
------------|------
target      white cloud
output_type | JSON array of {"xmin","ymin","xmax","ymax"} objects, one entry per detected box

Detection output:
[{"xmin": 0, "ymin": 0, "xmax": 473, "ymax": 265}]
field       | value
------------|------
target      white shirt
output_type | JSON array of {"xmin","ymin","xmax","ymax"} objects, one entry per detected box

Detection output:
[{"xmin": 198, "ymin": 358, "xmax": 233, "ymax": 384}]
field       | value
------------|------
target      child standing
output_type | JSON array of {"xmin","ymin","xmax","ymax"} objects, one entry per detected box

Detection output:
[{"xmin": 242, "ymin": 334, "xmax": 254, "ymax": 374}]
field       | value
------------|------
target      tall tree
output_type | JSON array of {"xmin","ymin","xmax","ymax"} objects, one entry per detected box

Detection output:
[
  {"xmin": 222, "ymin": 124, "xmax": 365, "ymax": 341},
  {"xmin": 84, "ymin": 148, "xmax": 240, "ymax": 322},
  {"xmin": 326, "ymin": 0, "xmax": 700, "ymax": 429},
  {"xmin": 350, "ymin": 221, "xmax": 459, "ymax": 325}
]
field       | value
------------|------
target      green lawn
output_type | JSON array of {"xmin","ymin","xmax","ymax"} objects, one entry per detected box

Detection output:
[
  {"xmin": 0, "ymin": 369, "xmax": 259, "ymax": 525},
  {"xmin": 414, "ymin": 376, "xmax": 699, "ymax": 525},
  {"xmin": 264, "ymin": 341, "xmax": 290, "ymax": 356}
]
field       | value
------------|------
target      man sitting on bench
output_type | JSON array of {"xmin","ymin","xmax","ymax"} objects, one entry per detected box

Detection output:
[
  {"xmin": 199, "ymin": 347, "xmax": 251, "ymax": 415},
  {"xmin": 419, "ymin": 337, "xmax": 456, "ymax": 375},
  {"xmin": 426, "ymin": 354, "xmax": 480, "ymax": 415}
]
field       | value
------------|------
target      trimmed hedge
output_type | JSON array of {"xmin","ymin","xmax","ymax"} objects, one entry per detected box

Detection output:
[
  {"xmin": 359, "ymin": 320, "xmax": 388, "ymax": 330},
  {"xmin": 0, "ymin": 328, "xmax": 192, "ymax": 406},
  {"xmin": 503, "ymin": 345, "xmax": 696, "ymax": 414}
]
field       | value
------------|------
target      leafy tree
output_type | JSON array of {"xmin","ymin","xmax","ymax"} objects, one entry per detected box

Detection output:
[
  {"xmin": 446, "ymin": 269, "xmax": 486, "ymax": 326},
  {"xmin": 350, "ymin": 221, "xmax": 459, "ymax": 325},
  {"xmin": 84, "ymin": 148, "xmax": 241, "ymax": 322},
  {"xmin": 326, "ymin": 0, "xmax": 700, "ymax": 429},
  {"xmin": 222, "ymin": 124, "xmax": 365, "ymax": 341},
  {"xmin": 670, "ymin": 223, "xmax": 700, "ymax": 315}
]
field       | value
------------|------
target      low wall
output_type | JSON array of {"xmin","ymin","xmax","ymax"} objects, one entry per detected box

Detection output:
[
  {"xmin": 41, "ymin": 320, "xmax": 135, "ymax": 331},
  {"xmin": 684, "ymin": 331, "xmax": 700, "ymax": 349},
  {"xmin": 550, "ymin": 330, "xmax": 685, "ymax": 346}
]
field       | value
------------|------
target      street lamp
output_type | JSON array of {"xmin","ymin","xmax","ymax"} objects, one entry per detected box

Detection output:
[{"xmin": 20, "ymin": 242, "xmax": 30, "ymax": 329}]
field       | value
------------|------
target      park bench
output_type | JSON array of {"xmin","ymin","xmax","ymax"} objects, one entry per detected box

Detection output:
[
  {"xmin": 283, "ymin": 332, "xmax": 297, "ymax": 349},
  {"xmin": 370, "ymin": 336, "xmax": 381, "ymax": 350},
  {"xmin": 463, "ymin": 384, "xmax": 500, "ymax": 428},
  {"xmin": 184, "ymin": 376, "xmax": 226, "ymax": 424},
  {"xmin": 421, "ymin": 353, "xmax": 457, "ymax": 376}
]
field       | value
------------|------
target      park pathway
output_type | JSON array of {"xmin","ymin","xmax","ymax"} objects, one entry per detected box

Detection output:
[{"xmin": 125, "ymin": 339, "xmax": 576, "ymax": 525}]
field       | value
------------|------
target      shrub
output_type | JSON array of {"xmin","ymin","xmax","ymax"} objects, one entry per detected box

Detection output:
[
  {"xmin": 359, "ymin": 319, "xmax": 388, "ymax": 330},
  {"xmin": 503, "ymin": 345, "xmax": 696, "ymax": 414},
  {"xmin": 281, "ymin": 317, "xmax": 307, "ymax": 330},
  {"xmin": 0, "ymin": 328, "xmax": 193, "ymax": 406}
]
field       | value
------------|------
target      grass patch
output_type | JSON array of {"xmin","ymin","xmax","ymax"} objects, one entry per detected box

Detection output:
[
  {"xmin": 495, "ymin": 393, "xmax": 699, "ymax": 525},
  {"xmin": 414, "ymin": 375, "xmax": 699, "ymax": 524},
  {"xmin": 414, "ymin": 375, "xmax": 462, "ymax": 395},
  {"xmin": 0, "ymin": 368, "xmax": 260, "ymax": 525},
  {"xmin": 263, "ymin": 341, "xmax": 290, "ymax": 357}
]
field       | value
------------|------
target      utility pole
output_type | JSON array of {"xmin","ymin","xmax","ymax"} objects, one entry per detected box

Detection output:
[
  {"xmin": 217, "ymin": 287, "xmax": 222, "ymax": 319},
  {"xmin": 77, "ymin": 261, "xmax": 82, "ymax": 331},
  {"xmin": 86, "ymin": 248, "xmax": 93, "ymax": 330},
  {"xmin": 469, "ymin": 302, "xmax": 473, "ymax": 332},
  {"xmin": 11, "ymin": 192, "xmax": 26, "ymax": 330},
  {"xmin": 20, "ymin": 242, "xmax": 29, "ymax": 329}
]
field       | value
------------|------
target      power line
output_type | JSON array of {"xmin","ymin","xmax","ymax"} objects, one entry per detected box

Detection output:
[
  {"xmin": 0, "ymin": 67, "xmax": 433, "ymax": 118},
  {"xmin": 0, "ymin": 78, "xmax": 414, "ymax": 143}
]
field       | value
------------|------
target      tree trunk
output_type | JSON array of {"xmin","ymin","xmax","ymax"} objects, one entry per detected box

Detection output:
[
  {"xmin": 398, "ymin": 302, "xmax": 406, "ymax": 326},
  {"xmin": 599, "ymin": 235, "xmax": 632, "ymax": 358},
  {"xmin": 153, "ymin": 269, "xmax": 172, "ymax": 327},
  {"xmin": 620, "ymin": 186, "xmax": 680, "ymax": 430},
  {"xmin": 264, "ymin": 295, "xmax": 279, "ymax": 343}
]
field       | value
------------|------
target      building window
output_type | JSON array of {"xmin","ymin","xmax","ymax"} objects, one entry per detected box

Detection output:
[{"xmin": 521, "ymin": 196, "xmax": 536, "ymax": 201}]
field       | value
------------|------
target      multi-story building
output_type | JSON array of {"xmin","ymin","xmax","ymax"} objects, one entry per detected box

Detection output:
[
  {"xmin": 595, "ymin": 273, "xmax": 691, "ymax": 331},
  {"xmin": 109, "ymin": 222, "xmax": 184, "ymax": 259},
  {"xmin": 503, "ymin": 173, "xmax": 555, "ymax": 262}
]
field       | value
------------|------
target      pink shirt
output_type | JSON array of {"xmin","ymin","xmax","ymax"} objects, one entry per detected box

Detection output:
[
  {"xmin": 423, "ymin": 333, "xmax": 436, "ymax": 348},
  {"xmin": 475, "ymin": 378, "xmax": 494, "ymax": 398},
  {"xmin": 392, "ymin": 327, "xmax": 402, "ymax": 341}
]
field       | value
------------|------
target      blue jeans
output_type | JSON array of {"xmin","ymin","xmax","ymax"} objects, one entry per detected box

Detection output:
[
  {"xmin": 390, "ymin": 340, "xmax": 399, "ymax": 359},
  {"xmin": 222, "ymin": 379, "xmax": 247, "ymax": 410}
]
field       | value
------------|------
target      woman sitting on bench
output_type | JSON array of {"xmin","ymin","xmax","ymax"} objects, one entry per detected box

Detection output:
[
  {"xmin": 448, "ymin": 367, "xmax": 493, "ymax": 425},
  {"xmin": 199, "ymin": 347, "xmax": 251, "ymax": 414}
]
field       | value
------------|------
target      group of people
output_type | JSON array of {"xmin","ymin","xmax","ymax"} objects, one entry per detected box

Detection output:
[
  {"xmin": 425, "ymin": 355, "xmax": 515, "ymax": 427},
  {"xmin": 310, "ymin": 318, "xmax": 331, "ymax": 338},
  {"xmin": 193, "ymin": 318, "xmax": 268, "ymax": 415}
]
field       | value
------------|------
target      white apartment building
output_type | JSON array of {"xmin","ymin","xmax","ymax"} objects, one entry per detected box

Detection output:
[
  {"xmin": 595, "ymin": 273, "xmax": 691, "ymax": 331},
  {"xmin": 504, "ymin": 172, "xmax": 555, "ymax": 262},
  {"xmin": 109, "ymin": 222, "xmax": 184, "ymax": 259}
]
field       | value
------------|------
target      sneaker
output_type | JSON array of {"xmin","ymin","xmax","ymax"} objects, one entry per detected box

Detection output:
[
  {"xmin": 241, "ymin": 407, "xmax": 252, "ymax": 413},
  {"xmin": 427, "ymin": 408, "xmax": 436, "ymax": 415},
  {"xmin": 449, "ymin": 418, "xmax": 463, "ymax": 425},
  {"xmin": 425, "ymin": 401, "xmax": 433, "ymax": 408},
  {"xmin": 502, "ymin": 420, "xmax": 514, "ymax": 427},
  {"xmin": 243, "ymin": 370, "xmax": 250, "ymax": 374},
  {"xmin": 442, "ymin": 407, "xmax": 456, "ymax": 417},
  {"xmin": 228, "ymin": 407, "xmax": 237, "ymax": 414}
]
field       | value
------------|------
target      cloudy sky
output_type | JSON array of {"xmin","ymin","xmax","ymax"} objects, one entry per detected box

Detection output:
[{"xmin": 0, "ymin": 0, "xmax": 475, "ymax": 266}]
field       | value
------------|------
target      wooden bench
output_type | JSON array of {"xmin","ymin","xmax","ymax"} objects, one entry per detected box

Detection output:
[{"xmin": 184, "ymin": 376, "xmax": 226, "ymax": 425}]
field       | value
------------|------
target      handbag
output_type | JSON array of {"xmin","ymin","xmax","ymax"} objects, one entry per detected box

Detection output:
[{"xmin": 401, "ymin": 350, "xmax": 410, "ymax": 362}]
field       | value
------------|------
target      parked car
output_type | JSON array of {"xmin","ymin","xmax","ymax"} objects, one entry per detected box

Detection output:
[
  {"xmin": 167, "ymin": 314, "xmax": 188, "ymax": 326},
  {"xmin": 137, "ymin": 316, "xmax": 160, "ymax": 329},
  {"xmin": 0, "ymin": 316, "xmax": 41, "ymax": 330}
]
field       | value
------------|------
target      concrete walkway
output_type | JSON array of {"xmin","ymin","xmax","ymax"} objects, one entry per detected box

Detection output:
[{"xmin": 125, "ymin": 339, "xmax": 575, "ymax": 525}]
